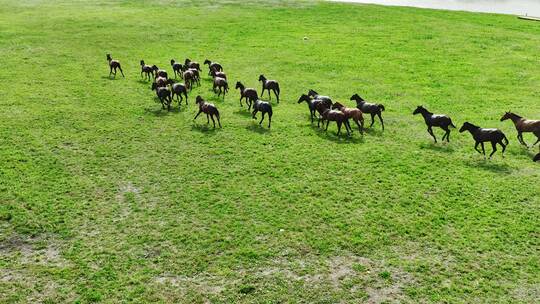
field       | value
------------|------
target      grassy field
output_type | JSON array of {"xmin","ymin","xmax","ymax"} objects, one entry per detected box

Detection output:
[{"xmin": 1, "ymin": 0, "xmax": 539, "ymax": 303}]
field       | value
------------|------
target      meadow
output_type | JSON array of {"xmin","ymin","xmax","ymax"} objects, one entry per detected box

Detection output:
[{"xmin": 0, "ymin": 0, "xmax": 539, "ymax": 303}]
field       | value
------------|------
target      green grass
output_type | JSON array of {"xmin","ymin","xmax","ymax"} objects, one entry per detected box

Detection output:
[{"xmin": 1, "ymin": 0, "xmax": 539, "ymax": 302}]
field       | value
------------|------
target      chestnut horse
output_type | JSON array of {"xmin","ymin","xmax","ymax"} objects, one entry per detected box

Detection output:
[
  {"xmin": 500, "ymin": 112, "xmax": 540, "ymax": 147},
  {"xmin": 194, "ymin": 96, "xmax": 221, "ymax": 128},
  {"xmin": 459, "ymin": 122, "xmax": 508, "ymax": 159},
  {"xmin": 332, "ymin": 102, "xmax": 364, "ymax": 134},
  {"xmin": 316, "ymin": 102, "xmax": 351, "ymax": 136}
]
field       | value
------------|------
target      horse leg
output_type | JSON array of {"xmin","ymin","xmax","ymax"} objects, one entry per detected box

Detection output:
[
  {"xmin": 428, "ymin": 127, "xmax": 437, "ymax": 143},
  {"xmin": 345, "ymin": 120, "xmax": 351, "ymax": 136},
  {"xmin": 210, "ymin": 115, "xmax": 216, "ymax": 128},
  {"xmin": 268, "ymin": 114, "xmax": 272, "ymax": 128},
  {"xmin": 369, "ymin": 113, "xmax": 375, "ymax": 128},
  {"xmin": 481, "ymin": 142, "xmax": 486, "ymax": 158},
  {"xmin": 206, "ymin": 113, "xmax": 210, "ymax": 124},
  {"xmin": 194, "ymin": 110, "xmax": 202, "ymax": 120},
  {"xmin": 337, "ymin": 121, "xmax": 342, "ymax": 136},
  {"xmin": 217, "ymin": 114, "xmax": 222, "ymax": 128},
  {"xmin": 355, "ymin": 119, "xmax": 363, "ymax": 134},
  {"xmin": 474, "ymin": 141, "xmax": 482, "ymax": 154},
  {"xmin": 239, "ymin": 96, "xmax": 243, "ymax": 107},
  {"xmin": 109, "ymin": 66, "xmax": 114, "ymax": 77},
  {"xmin": 500, "ymin": 140, "xmax": 507, "ymax": 157},
  {"xmin": 273, "ymin": 89, "xmax": 279, "ymax": 103},
  {"xmin": 378, "ymin": 112, "xmax": 384, "ymax": 131},
  {"xmin": 184, "ymin": 92, "xmax": 188, "ymax": 105},
  {"xmin": 489, "ymin": 141, "xmax": 497, "ymax": 159},
  {"xmin": 325, "ymin": 120, "xmax": 330, "ymax": 131},
  {"xmin": 118, "ymin": 66, "xmax": 125, "ymax": 77},
  {"xmin": 259, "ymin": 112, "xmax": 265, "ymax": 125}
]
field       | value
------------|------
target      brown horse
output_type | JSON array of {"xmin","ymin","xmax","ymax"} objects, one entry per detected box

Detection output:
[
  {"xmin": 194, "ymin": 96, "xmax": 221, "ymax": 128},
  {"xmin": 151, "ymin": 65, "xmax": 168, "ymax": 79},
  {"xmin": 350, "ymin": 94, "xmax": 385, "ymax": 131},
  {"xmin": 184, "ymin": 59, "xmax": 201, "ymax": 71},
  {"xmin": 210, "ymin": 69, "xmax": 227, "ymax": 80},
  {"xmin": 259, "ymin": 75, "xmax": 280, "ymax": 103},
  {"xmin": 236, "ymin": 82, "xmax": 258, "ymax": 109},
  {"xmin": 213, "ymin": 77, "xmax": 228, "ymax": 99},
  {"xmin": 413, "ymin": 106, "xmax": 456, "ymax": 143},
  {"xmin": 183, "ymin": 70, "xmax": 195, "ymax": 91},
  {"xmin": 106, "ymin": 54, "xmax": 124, "ymax": 78},
  {"xmin": 316, "ymin": 102, "xmax": 351, "ymax": 136},
  {"xmin": 500, "ymin": 112, "xmax": 540, "ymax": 147},
  {"xmin": 204, "ymin": 59, "xmax": 223, "ymax": 75},
  {"xmin": 332, "ymin": 102, "xmax": 364, "ymax": 134},
  {"xmin": 170, "ymin": 59, "xmax": 183, "ymax": 78},
  {"xmin": 140, "ymin": 60, "xmax": 153, "ymax": 80},
  {"xmin": 459, "ymin": 122, "xmax": 508, "ymax": 159},
  {"xmin": 297, "ymin": 94, "xmax": 332, "ymax": 124}
]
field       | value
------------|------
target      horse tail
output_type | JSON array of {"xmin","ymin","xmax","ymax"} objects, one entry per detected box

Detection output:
[
  {"xmin": 503, "ymin": 133, "xmax": 509, "ymax": 145},
  {"xmin": 268, "ymin": 106, "xmax": 273, "ymax": 117},
  {"xmin": 378, "ymin": 104, "xmax": 385, "ymax": 112},
  {"xmin": 215, "ymin": 108, "xmax": 220, "ymax": 119}
]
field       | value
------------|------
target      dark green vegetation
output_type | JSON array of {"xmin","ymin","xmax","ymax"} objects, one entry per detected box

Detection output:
[{"xmin": 1, "ymin": 0, "xmax": 539, "ymax": 302}]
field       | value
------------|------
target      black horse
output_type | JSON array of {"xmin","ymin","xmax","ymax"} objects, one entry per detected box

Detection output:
[
  {"xmin": 459, "ymin": 122, "xmax": 509, "ymax": 158},
  {"xmin": 413, "ymin": 106, "xmax": 456, "ymax": 143},
  {"xmin": 350, "ymin": 94, "xmax": 385, "ymax": 131},
  {"xmin": 297, "ymin": 94, "xmax": 332, "ymax": 123},
  {"xmin": 252, "ymin": 99, "xmax": 273, "ymax": 128}
]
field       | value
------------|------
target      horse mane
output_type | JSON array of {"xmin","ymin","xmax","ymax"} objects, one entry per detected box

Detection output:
[{"xmin": 509, "ymin": 112, "xmax": 522, "ymax": 119}]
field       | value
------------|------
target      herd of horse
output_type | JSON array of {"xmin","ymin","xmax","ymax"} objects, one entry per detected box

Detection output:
[{"xmin": 106, "ymin": 54, "xmax": 540, "ymax": 162}]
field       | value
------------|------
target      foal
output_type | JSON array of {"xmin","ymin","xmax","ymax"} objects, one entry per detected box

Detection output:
[
  {"xmin": 194, "ymin": 96, "xmax": 221, "ymax": 128},
  {"xmin": 140, "ymin": 60, "xmax": 153, "ymax": 80},
  {"xmin": 235, "ymin": 81, "xmax": 258, "ymax": 109},
  {"xmin": 189, "ymin": 68, "xmax": 201, "ymax": 86},
  {"xmin": 316, "ymin": 102, "xmax": 351, "ymax": 136},
  {"xmin": 350, "ymin": 94, "xmax": 385, "ymax": 131},
  {"xmin": 204, "ymin": 59, "xmax": 223, "ymax": 75},
  {"xmin": 297, "ymin": 94, "xmax": 332, "ymax": 123},
  {"xmin": 170, "ymin": 59, "xmax": 183, "ymax": 78},
  {"xmin": 500, "ymin": 112, "xmax": 540, "ymax": 147},
  {"xmin": 252, "ymin": 99, "xmax": 273, "ymax": 128},
  {"xmin": 106, "ymin": 54, "xmax": 124, "ymax": 78},
  {"xmin": 183, "ymin": 70, "xmax": 195, "ymax": 91},
  {"xmin": 413, "ymin": 106, "xmax": 456, "ymax": 143},
  {"xmin": 459, "ymin": 122, "xmax": 509, "ymax": 159},
  {"xmin": 332, "ymin": 102, "xmax": 364, "ymax": 134},
  {"xmin": 258, "ymin": 75, "xmax": 280, "ymax": 103},
  {"xmin": 213, "ymin": 77, "xmax": 228, "ymax": 99}
]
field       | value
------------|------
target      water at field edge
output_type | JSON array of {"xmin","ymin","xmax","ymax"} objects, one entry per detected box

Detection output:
[{"xmin": 329, "ymin": 0, "xmax": 540, "ymax": 16}]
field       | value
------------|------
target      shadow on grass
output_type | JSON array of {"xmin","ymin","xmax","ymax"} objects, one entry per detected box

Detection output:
[
  {"xmin": 419, "ymin": 142, "xmax": 455, "ymax": 153},
  {"xmin": 101, "ymin": 76, "xmax": 124, "ymax": 81},
  {"xmin": 464, "ymin": 158, "xmax": 513, "ymax": 174},
  {"xmin": 136, "ymin": 79, "xmax": 152, "ymax": 85},
  {"xmin": 311, "ymin": 125, "xmax": 364, "ymax": 144},
  {"xmin": 364, "ymin": 127, "xmax": 384, "ymax": 137},
  {"xmin": 234, "ymin": 109, "xmax": 253, "ymax": 118},
  {"xmin": 191, "ymin": 123, "xmax": 221, "ymax": 134},
  {"xmin": 144, "ymin": 104, "xmax": 184, "ymax": 116},
  {"xmin": 246, "ymin": 123, "xmax": 271, "ymax": 134}
]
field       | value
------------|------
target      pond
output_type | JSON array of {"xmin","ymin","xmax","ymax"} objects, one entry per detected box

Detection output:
[{"xmin": 330, "ymin": 0, "xmax": 540, "ymax": 16}]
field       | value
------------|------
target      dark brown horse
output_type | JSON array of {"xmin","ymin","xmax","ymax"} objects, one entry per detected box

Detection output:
[
  {"xmin": 297, "ymin": 94, "xmax": 332, "ymax": 124},
  {"xmin": 413, "ymin": 106, "xmax": 456, "ymax": 143},
  {"xmin": 213, "ymin": 77, "xmax": 228, "ymax": 99},
  {"xmin": 170, "ymin": 81, "xmax": 188, "ymax": 105},
  {"xmin": 308, "ymin": 89, "xmax": 332, "ymax": 104},
  {"xmin": 151, "ymin": 65, "xmax": 168, "ymax": 79},
  {"xmin": 140, "ymin": 60, "xmax": 153, "ymax": 80},
  {"xmin": 151, "ymin": 82, "xmax": 172, "ymax": 111},
  {"xmin": 106, "ymin": 54, "xmax": 124, "ymax": 78},
  {"xmin": 204, "ymin": 59, "xmax": 223, "ymax": 75},
  {"xmin": 183, "ymin": 70, "xmax": 195, "ymax": 91},
  {"xmin": 210, "ymin": 69, "xmax": 227, "ymax": 80},
  {"xmin": 350, "ymin": 94, "xmax": 385, "ymax": 131},
  {"xmin": 252, "ymin": 99, "xmax": 273, "ymax": 128},
  {"xmin": 236, "ymin": 81, "xmax": 258, "ymax": 109},
  {"xmin": 188, "ymin": 68, "xmax": 201, "ymax": 86},
  {"xmin": 500, "ymin": 112, "xmax": 540, "ymax": 147},
  {"xmin": 170, "ymin": 59, "xmax": 183, "ymax": 78},
  {"xmin": 316, "ymin": 102, "xmax": 351, "ymax": 136},
  {"xmin": 258, "ymin": 75, "xmax": 280, "ymax": 103},
  {"xmin": 184, "ymin": 59, "xmax": 201, "ymax": 71},
  {"xmin": 459, "ymin": 122, "xmax": 508, "ymax": 159},
  {"xmin": 194, "ymin": 96, "xmax": 221, "ymax": 128},
  {"xmin": 332, "ymin": 102, "xmax": 364, "ymax": 134}
]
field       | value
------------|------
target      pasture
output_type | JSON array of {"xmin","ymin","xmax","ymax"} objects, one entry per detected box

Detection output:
[{"xmin": 0, "ymin": 0, "xmax": 539, "ymax": 303}]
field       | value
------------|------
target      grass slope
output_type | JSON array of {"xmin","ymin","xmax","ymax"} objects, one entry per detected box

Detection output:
[{"xmin": 0, "ymin": 0, "xmax": 539, "ymax": 303}]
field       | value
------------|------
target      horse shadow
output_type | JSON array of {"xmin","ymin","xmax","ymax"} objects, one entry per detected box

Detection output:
[
  {"xmin": 310, "ymin": 125, "xmax": 364, "ymax": 144},
  {"xmin": 419, "ymin": 142, "xmax": 455, "ymax": 153},
  {"xmin": 191, "ymin": 123, "xmax": 220, "ymax": 134},
  {"xmin": 101, "ymin": 76, "xmax": 123, "ymax": 81},
  {"xmin": 234, "ymin": 109, "xmax": 253, "ymax": 118},
  {"xmin": 364, "ymin": 127, "xmax": 384, "ymax": 137},
  {"xmin": 246, "ymin": 123, "xmax": 271, "ymax": 134},
  {"xmin": 144, "ymin": 105, "xmax": 184, "ymax": 116},
  {"xmin": 464, "ymin": 158, "xmax": 513, "ymax": 174}
]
